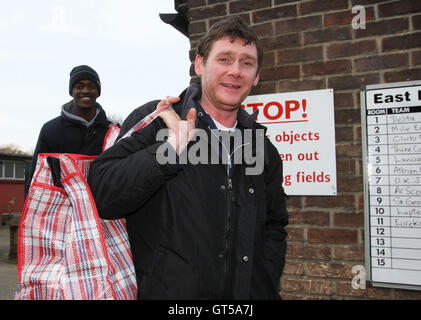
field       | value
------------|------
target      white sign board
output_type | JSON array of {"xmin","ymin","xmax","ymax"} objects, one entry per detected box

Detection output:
[
  {"xmin": 361, "ymin": 80, "xmax": 421, "ymax": 291},
  {"xmin": 242, "ymin": 89, "xmax": 337, "ymax": 195}
]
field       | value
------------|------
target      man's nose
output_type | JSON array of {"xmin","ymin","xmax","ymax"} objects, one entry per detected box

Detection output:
[{"xmin": 228, "ymin": 61, "xmax": 241, "ymax": 77}]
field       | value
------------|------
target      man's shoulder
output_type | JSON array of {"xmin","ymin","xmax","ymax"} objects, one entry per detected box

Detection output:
[
  {"xmin": 119, "ymin": 100, "xmax": 162, "ymax": 137},
  {"xmin": 40, "ymin": 115, "xmax": 63, "ymax": 132},
  {"xmin": 126, "ymin": 100, "xmax": 161, "ymax": 120}
]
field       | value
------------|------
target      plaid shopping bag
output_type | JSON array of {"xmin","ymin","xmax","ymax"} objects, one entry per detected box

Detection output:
[{"xmin": 15, "ymin": 124, "xmax": 137, "ymax": 300}]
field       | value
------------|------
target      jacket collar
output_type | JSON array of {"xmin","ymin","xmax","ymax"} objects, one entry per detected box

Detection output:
[
  {"xmin": 179, "ymin": 83, "xmax": 260, "ymax": 130},
  {"xmin": 61, "ymin": 100, "xmax": 108, "ymax": 127}
]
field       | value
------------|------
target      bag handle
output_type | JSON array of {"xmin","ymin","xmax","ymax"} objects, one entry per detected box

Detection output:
[
  {"xmin": 47, "ymin": 156, "xmax": 63, "ymax": 188},
  {"xmin": 115, "ymin": 104, "xmax": 171, "ymax": 144}
]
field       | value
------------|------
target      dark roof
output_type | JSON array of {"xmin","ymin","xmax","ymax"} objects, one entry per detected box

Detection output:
[
  {"xmin": 0, "ymin": 152, "xmax": 32, "ymax": 161},
  {"xmin": 159, "ymin": 13, "xmax": 189, "ymax": 37}
]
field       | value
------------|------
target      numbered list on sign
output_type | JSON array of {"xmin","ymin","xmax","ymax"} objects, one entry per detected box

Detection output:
[{"xmin": 366, "ymin": 103, "xmax": 421, "ymax": 286}]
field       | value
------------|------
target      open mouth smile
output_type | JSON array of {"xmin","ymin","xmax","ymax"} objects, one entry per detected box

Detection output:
[{"xmin": 221, "ymin": 83, "xmax": 241, "ymax": 89}]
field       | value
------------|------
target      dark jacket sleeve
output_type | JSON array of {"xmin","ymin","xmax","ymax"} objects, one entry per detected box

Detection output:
[
  {"xmin": 263, "ymin": 138, "xmax": 289, "ymax": 288},
  {"xmin": 25, "ymin": 124, "xmax": 51, "ymax": 197},
  {"xmin": 87, "ymin": 101, "xmax": 181, "ymax": 219}
]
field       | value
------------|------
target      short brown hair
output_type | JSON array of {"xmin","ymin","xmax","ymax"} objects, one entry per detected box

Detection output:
[{"xmin": 196, "ymin": 16, "xmax": 263, "ymax": 70}]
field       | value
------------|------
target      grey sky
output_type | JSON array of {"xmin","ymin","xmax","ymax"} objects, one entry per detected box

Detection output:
[{"xmin": 0, "ymin": 0, "xmax": 191, "ymax": 153}]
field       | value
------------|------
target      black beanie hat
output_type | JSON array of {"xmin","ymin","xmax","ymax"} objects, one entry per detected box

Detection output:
[{"xmin": 69, "ymin": 65, "xmax": 101, "ymax": 96}]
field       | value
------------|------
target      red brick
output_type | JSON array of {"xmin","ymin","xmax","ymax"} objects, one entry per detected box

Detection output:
[
  {"xmin": 334, "ymin": 92, "xmax": 355, "ymax": 109},
  {"xmin": 337, "ymin": 174, "xmax": 363, "ymax": 192},
  {"xmin": 378, "ymin": 0, "xmax": 421, "ymax": 18},
  {"xmin": 336, "ymin": 142, "xmax": 362, "ymax": 157},
  {"xmin": 287, "ymin": 244, "xmax": 331, "ymax": 260},
  {"xmin": 304, "ymin": 26, "xmax": 351, "ymax": 45},
  {"xmin": 288, "ymin": 210, "xmax": 330, "ymax": 226},
  {"xmin": 280, "ymin": 292, "xmax": 305, "ymax": 300},
  {"xmin": 252, "ymin": 4, "xmax": 297, "ymax": 24},
  {"xmin": 275, "ymin": 0, "xmax": 300, "ymax": 4},
  {"xmin": 187, "ymin": 0, "xmax": 206, "ymax": 8},
  {"xmin": 357, "ymin": 193, "xmax": 364, "ymax": 210},
  {"xmin": 277, "ymin": 79, "xmax": 325, "ymax": 93},
  {"xmin": 275, "ymin": 15, "xmax": 322, "ymax": 35},
  {"xmin": 229, "ymin": 0, "xmax": 271, "ymax": 14},
  {"xmin": 336, "ymin": 281, "xmax": 367, "ymax": 297},
  {"xmin": 307, "ymin": 228, "xmax": 358, "ymax": 244},
  {"xmin": 336, "ymin": 159, "xmax": 356, "ymax": 175},
  {"xmin": 260, "ymin": 33, "xmax": 300, "ymax": 51},
  {"xmin": 285, "ymin": 196, "xmax": 303, "ymax": 209},
  {"xmin": 328, "ymin": 73, "xmax": 380, "ymax": 90},
  {"xmin": 260, "ymin": 65, "xmax": 300, "ymax": 81},
  {"xmin": 394, "ymin": 289, "xmax": 421, "ymax": 300},
  {"xmin": 250, "ymin": 81, "xmax": 276, "ymax": 95},
  {"xmin": 413, "ymin": 14, "xmax": 421, "ymax": 30},
  {"xmin": 306, "ymin": 261, "xmax": 355, "ymax": 278},
  {"xmin": 252, "ymin": 22, "xmax": 273, "ymax": 38},
  {"xmin": 305, "ymin": 194, "xmax": 356, "ymax": 208},
  {"xmin": 282, "ymin": 277, "xmax": 334, "ymax": 295},
  {"xmin": 383, "ymin": 32, "xmax": 421, "ymax": 52},
  {"xmin": 188, "ymin": 4, "xmax": 227, "ymax": 21},
  {"xmin": 412, "ymin": 50, "xmax": 421, "ymax": 65},
  {"xmin": 333, "ymin": 245, "xmax": 364, "ymax": 261},
  {"xmin": 188, "ymin": 21, "xmax": 206, "ymax": 36},
  {"xmin": 327, "ymin": 40, "xmax": 377, "ymax": 59},
  {"xmin": 351, "ymin": 0, "xmax": 390, "ymax": 5},
  {"xmin": 355, "ymin": 53, "xmax": 409, "ymax": 72},
  {"xmin": 333, "ymin": 91, "xmax": 354, "ymax": 109},
  {"xmin": 209, "ymin": 13, "xmax": 250, "ymax": 27},
  {"xmin": 355, "ymin": 18, "xmax": 408, "ymax": 38},
  {"xmin": 335, "ymin": 109, "xmax": 361, "ymax": 124},
  {"xmin": 355, "ymin": 125, "xmax": 361, "ymax": 141},
  {"xmin": 366, "ymin": 286, "xmax": 392, "ymax": 299},
  {"xmin": 276, "ymin": 46, "xmax": 323, "ymax": 65},
  {"xmin": 283, "ymin": 260, "xmax": 304, "ymax": 275},
  {"xmin": 299, "ymin": 0, "xmax": 348, "ymax": 15},
  {"xmin": 261, "ymin": 51, "xmax": 274, "ymax": 67},
  {"xmin": 333, "ymin": 212, "xmax": 364, "ymax": 227},
  {"xmin": 335, "ymin": 126, "xmax": 354, "ymax": 142},
  {"xmin": 384, "ymin": 68, "xmax": 421, "ymax": 83},
  {"xmin": 302, "ymin": 60, "xmax": 351, "ymax": 76},
  {"xmin": 324, "ymin": 8, "xmax": 375, "ymax": 27},
  {"xmin": 286, "ymin": 226, "xmax": 305, "ymax": 241}
]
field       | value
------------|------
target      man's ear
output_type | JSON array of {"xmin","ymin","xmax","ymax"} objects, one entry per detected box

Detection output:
[
  {"xmin": 253, "ymin": 72, "xmax": 260, "ymax": 87},
  {"xmin": 194, "ymin": 54, "xmax": 204, "ymax": 77}
]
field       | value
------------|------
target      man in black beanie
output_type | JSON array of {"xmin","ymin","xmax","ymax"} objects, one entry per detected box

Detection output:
[{"xmin": 25, "ymin": 65, "xmax": 114, "ymax": 196}]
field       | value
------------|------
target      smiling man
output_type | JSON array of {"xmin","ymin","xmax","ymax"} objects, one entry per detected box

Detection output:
[
  {"xmin": 88, "ymin": 17, "xmax": 289, "ymax": 300},
  {"xmin": 25, "ymin": 65, "xmax": 114, "ymax": 196}
]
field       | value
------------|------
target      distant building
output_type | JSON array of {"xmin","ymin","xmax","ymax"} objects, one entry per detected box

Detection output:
[{"xmin": 0, "ymin": 152, "xmax": 32, "ymax": 224}]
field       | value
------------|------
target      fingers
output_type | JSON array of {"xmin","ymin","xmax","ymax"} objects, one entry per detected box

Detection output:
[
  {"xmin": 156, "ymin": 96, "xmax": 180, "ymax": 111},
  {"xmin": 186, "ymin": 108, "xmax": 197, "ymax": 122},
  {"xmin": 165, "ymin": 96, "xmax": 180, "ymax": 105}
]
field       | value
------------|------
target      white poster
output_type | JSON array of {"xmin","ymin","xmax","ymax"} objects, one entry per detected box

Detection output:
[{"xmin": 242, "ymin": 89, "xmax": 337, "ymax": 195}]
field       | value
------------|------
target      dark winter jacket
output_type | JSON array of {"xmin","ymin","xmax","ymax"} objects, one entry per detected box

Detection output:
[
  {"xmin": 25, "ymin": 101, "xmax": 112, "ymax": 195},
  {"xmin": 87, "ymin": 84, "xmax": 289, "ymax": 299}
]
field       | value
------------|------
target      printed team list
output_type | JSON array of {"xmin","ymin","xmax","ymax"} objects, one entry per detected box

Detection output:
[{"xmin": 363, "ymin": 82, "xmax": 421, "ymax": 289}]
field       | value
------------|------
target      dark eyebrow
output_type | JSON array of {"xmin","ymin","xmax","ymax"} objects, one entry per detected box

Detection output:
[{"xmin": 217, "ymin": 51, "xmax": 257, "ymax": 61}]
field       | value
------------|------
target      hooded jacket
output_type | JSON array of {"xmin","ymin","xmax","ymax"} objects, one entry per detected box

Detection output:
[
  {"xmin": 25, "ymin": 101, "xmax": 112, "ymax": 195},
  {"xmin": 88, "ymin": 84, "xmax": 289, "ymax": 299}
]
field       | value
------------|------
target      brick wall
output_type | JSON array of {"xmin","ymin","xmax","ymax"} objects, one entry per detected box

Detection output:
[
  {"xmin": 0, "ymin": 180, "xmax": 25, "ymax": 225},
  {"xmin": 184, "ymin": 0, "xmax": 421, "ymax": 299}
]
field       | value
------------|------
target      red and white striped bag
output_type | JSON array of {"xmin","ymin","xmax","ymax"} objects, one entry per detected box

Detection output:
[
  {"xmin": 15, "ymin": 105, "xmax": 171, "ymax": 300},
  {"xmin": 15, "ymin": 124, "xmax": 136, "ymax": 300}
]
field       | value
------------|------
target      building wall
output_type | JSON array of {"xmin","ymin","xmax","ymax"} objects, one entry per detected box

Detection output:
[
  {"xmin": 185, "ymin": 0, "xmax": 421, "ymax": 299},
  {"xmin": 0, "ymin": 180, "xmax": 25, "ymax": 224}
]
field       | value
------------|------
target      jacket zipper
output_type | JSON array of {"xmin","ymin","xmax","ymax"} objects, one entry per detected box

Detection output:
[{"xmin": 222, "ymin": 177, "xmax": 235, "ymax": 296}]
